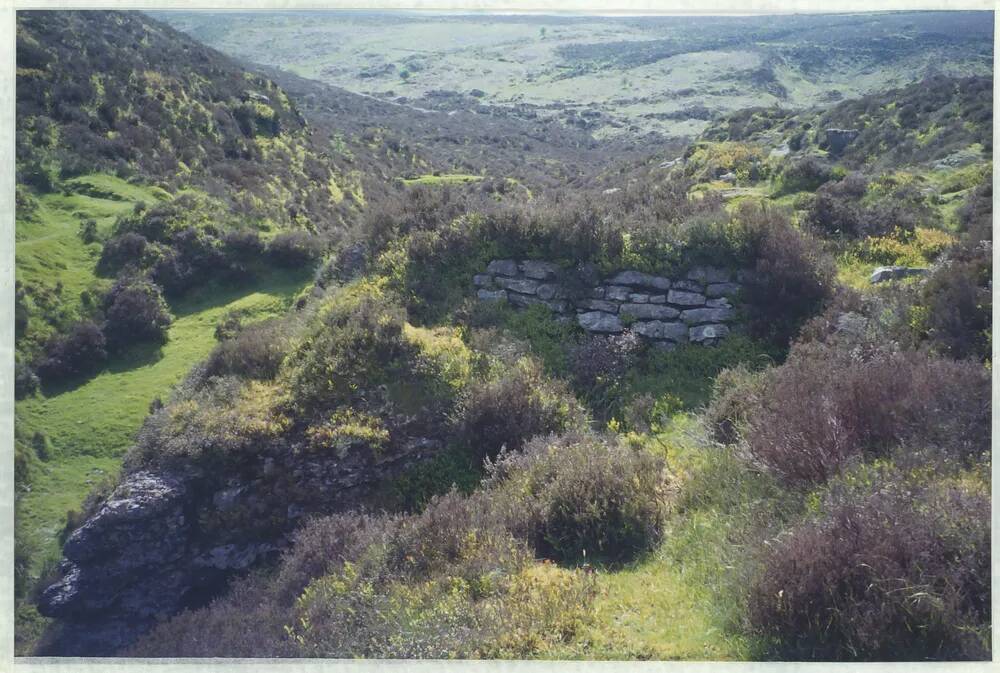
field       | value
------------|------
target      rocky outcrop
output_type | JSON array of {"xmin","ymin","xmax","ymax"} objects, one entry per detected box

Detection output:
[
  {"xmin": 474, "ymin": 260, "xmax": 746, "ymax": 347},
  {"xmin": 869, "ymin": 265, "xmax": 929, "ymax": 284},
  {"xmin": 38, "ymin": 432, "xmax": 443, "ymax": 655}
]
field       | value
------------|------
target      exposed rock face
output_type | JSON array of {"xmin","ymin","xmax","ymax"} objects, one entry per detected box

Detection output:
[
  {"xmin": 38, "ymin": 431, "xmax": 442, "ymax": 655},
  {"xmin": 869, "ymin": 265, "xmax": 929, "ymax": 284},
  {"xmin": 472, "ymin": 260, "xmax": 748, "ymax": 347}
]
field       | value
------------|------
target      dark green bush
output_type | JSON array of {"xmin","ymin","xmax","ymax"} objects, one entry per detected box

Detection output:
[
  {"xmin": 35, "ymin": 320, "xmax": 107, "ymax": 383},
  {"xmin": 101, "ymin": 275, "xmax": 172, "ymax": 351},
  {"xmin": 266, "ymin": 230, "xmax": 324, "ymax": 268},
  {"xmin": 204, "ymin": 318, "xmax": 289, "ymax": 380}
]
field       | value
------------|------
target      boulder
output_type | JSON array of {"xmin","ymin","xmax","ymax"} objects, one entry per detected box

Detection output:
[
  {"xmin": 578, "ymin": 311, "xmax": 623, "ymax": 333},
  {"xmin": 825, "ymin": 128, "xmax": 860, "ymax": 155}
]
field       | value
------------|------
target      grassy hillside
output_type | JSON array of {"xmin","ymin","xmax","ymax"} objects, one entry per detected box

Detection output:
[{"xmin": 159, "ymin": 11, "xmax": 992, "ymax": 139}]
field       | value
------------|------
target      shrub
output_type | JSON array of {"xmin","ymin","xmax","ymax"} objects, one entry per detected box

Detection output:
[
  {"xmin": 703, "ymin": 364, "xmax": 765, "ymax": 445},
  {"xmin": 101, "ymin": 275, "xmax": 172, "ymax": 351},
  {"xmin": 486, "ymin": 431, "xmax": 666, "ymax": 564},
  {"xmin": 956, "ymin": 172, "xmax": 991, "ymax": 242},
  {"xmin": 912, "ymin": 254, "xmax": 991, "ymax": 361},
  {"xmin": 747, "ymin": 477, "xmax": 990, "ymax": 660},
  {"xmin": 266, "ymin": 230, "xmax": 324, "ymax": 268},
  {"xmin": 204, "ymin": 318, "xmax": 288, "ymax": 380},
  {"xmin": 744, "ymin": 344, "xmax": 990, "ymax": 485},
  {"xmin": 97, "ymin": 232, "xmax": 150, "ymax": 275},
  {"xmin": 35, "ymin": 320, "xmax": 107, "ymax": 382},
  {"xmin": 773, "ymin": 156, "xmax": 838, "ymax": 195},
  {"xmin": 14, "ymin": 353, "xmax": 39, "ymax": 398},
  {"xmin": 734, "ymin": 203, "xmax": 835, "ymax": 347},
  {"xmin": 569, "ymin": 330, "xmax": 643, "ymax": 409},
  {"xmin": 454, "ymin": 358, "xmax": 584, "ymax": 460}
]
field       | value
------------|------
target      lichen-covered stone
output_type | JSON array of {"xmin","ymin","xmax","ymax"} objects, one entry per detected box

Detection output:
[
  {"xmin": 487, "ymin": 259, "xmax": 519, "ymax": 277},
  {"xmin": 629, "ymin": 293, "xmax": 649, "ymax": 303},
  {"xmin": 620, "ymin": 304, "xmax": 680, "ymax": 321},
  {"xmin": 578, "ymin": 311, "xmax": 623, "ymax": 333},
  {"xmin": 667, "ymin": 290, "xmax": 706, "ymax": 306}
]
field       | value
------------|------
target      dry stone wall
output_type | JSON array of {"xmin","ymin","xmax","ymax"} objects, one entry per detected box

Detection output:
[{"xmin": 475, "ymin": 259, "xmax": 747, "ymax": 347}]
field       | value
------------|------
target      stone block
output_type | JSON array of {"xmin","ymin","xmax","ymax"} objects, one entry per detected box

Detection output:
[
  {"xmin": 667, "ymin": 290, "xmax": 706, "ymax": 306},
  {"xmin": 487, "ymin": 259, "xmax": 519, "ymax": 277},
  {"xmin": 578, "ymin": 311, "xmax": 623, "ymax": 333},
  {"xmin": 620, "ymin": 304, "xmax": 680, "ymax": 320}
]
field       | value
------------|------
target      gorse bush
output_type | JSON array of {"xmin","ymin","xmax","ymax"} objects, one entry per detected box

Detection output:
[
  {"xmin": 743, "ymin": 344, "xmax": 990, "ymax": 485},
  {"xmin": 266, "ymin": 230, "xmax": 325, "ymax": 268},
  {"xmin": 747, "ymin": 476, "xmax": 990, "ymax": 660}
]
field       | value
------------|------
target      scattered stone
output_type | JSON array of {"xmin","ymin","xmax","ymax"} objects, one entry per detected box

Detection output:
[
  {"xmin": 620, "ymin": 304, "xmax": 681, "ymax": 321},
  {"xmin": 578, "ymin": 311, "xmax": 623, "ymax": 333},
  {"xmin": 690, "ymin": 323, "xmax": 730, "ymax": 342},
  {"xmin": 667, "ymin": 290, "xmax": 706, "ymax": 306},
  {"xmin": 487, "ymin": 259, "xmax": 519, "ymax": 277}
]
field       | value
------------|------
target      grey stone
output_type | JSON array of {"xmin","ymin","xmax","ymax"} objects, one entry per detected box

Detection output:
[
  {"xmin": 473, "ymin": 274, "xmax": 494, "ymax": 288},
  {"xmin": 589, "ymin": 287, "xmax": 606, "ymax": 299},
  {"xmin": 629, "ymin": 293, "xmax": 649, "ymax": 303},
  {"xmin": 537, "ymin": 283, "xmax": 565, "ymax": 300},
  {"xmin": 478, "ymin": 289, "xmax": 506, "ymax": 302},
  {"xmin": 605, "ymin": 285, "xmax": 631, "ymax": 301},
  {"xmin": 632, "ymin": 320, "xmax": 689, "ymax": 341},
  {"xmin": 520, "ymin": 260, "xmax": 559, "ymax": 280},
  {"xmin": 495, "ymin": 277, "xmax": 540, "ymax": 294},
  {"xmin": 681, "ymin": 307, "xmax": 735, "ymax": 324},
  {"xmin": 706, "ymin": 282, "xmax": 741, "ymax": 298},
  {"xmin": 578, "ymin": 311, "xmax": 623, "ymax": 333},
  {"xmin": 835, "ymin": 311, "xmax": 868, "ymax": 337},
  {"xmin": 672, "ymin": 279, "xmax": 704, "ymax": 293},
  {"xmin": 706, "ymin": 297, "xmax": 733, "ymax": 309},
  {"xmin": 690, "ymin": 323, "xmax": 730, "ymax": 342},
  {"xmin": 869, "ymin": 266, "xmax": 929, "ymax": 284},
  {"xmin": 649, "ymin": 294, "xmax": 666, "ymax": 304},
  {"xmin": 825, "ymin": 128, "xmax": 860, "ymax": 155},
  {"xmin": 487, "ymin": 259, "xmax": 519, "ymax": 277},
  {"xmin": 667, "ymin": 290, "xmax": 706, "ymax": 306},
  {"xmin": 620, "ymin": 304, "xmax": 680, "ymax": 320},
  {"xmin": 609, "ymin": 270, "xmax": 650, "ymax": 286},
  {"xmin": 509, "ymin": 292, "xmax": 566, "ymax": 312},
  {"xmin": 575, "ymin": 299, "xmax": 618, "ymax": 313}
]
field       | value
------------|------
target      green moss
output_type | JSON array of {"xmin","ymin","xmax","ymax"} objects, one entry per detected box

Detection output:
[{"xmin": 400, "ymin": 173, "xmax": 483, "ymax": 186}]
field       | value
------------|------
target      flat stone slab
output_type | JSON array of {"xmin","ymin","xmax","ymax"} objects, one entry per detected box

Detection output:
[
  {"xmin": 520, "ymin": 260, "xmax": 559, "ymax": 280},
  {"xmin": 632, "ymin": 320, "xmax": 688, "ymax": 342},
  {"xmin": 620, "ymin": 303, "xmax": 680, "ymax": 321},
  {"xmin": 667, "ymin": 290, "xmax": 706, "ymax": 306},
  {"xmin": 487, "ymin": 259, "xmax": 519, "ymax": 277},
  {"xmin": 690, "ymin": 323, "xmax": 730, "ymax": 342},
  {"xmin": 682, "ymin": 307, "xmax": 735, "ymax": 324},
  {"xmin": 495, "ymin": 277, "xmax": 540, "ymax": 294},
  {"xmin": 706, "ymin": 282, "xmax": 740, "ymax": 298},
  {"xmin": 578, "ymin": 311, "xmax": 623, "ymax": 333},
  {"xmin": 477, "ymin": 289, "xmax": 506, "ymax": 302}
]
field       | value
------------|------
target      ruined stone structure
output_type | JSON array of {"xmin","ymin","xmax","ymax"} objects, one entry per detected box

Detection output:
[{"xmin": 475, "ymin": 259, "xmax": 748, "ymax": 347}]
